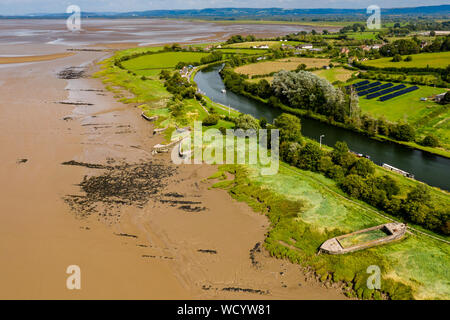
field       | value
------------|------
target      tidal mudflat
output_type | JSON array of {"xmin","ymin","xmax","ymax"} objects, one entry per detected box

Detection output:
[{"xmin": 0, "ymin": 19, "xmax": 345, "ymax": 299}]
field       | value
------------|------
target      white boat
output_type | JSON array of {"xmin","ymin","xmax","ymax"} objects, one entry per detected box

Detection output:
[{"xmin": 221, "ymin": 89, "xmax": 226, "ymax": 93}]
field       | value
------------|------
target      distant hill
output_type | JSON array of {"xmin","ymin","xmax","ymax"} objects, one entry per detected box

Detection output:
[{"xmin": 1, "ymin": 5, "xmax": 449, "ymax": 19}]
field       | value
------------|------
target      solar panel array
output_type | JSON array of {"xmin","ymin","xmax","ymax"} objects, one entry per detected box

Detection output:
[
  {"xmin": 353, "ymin": 80, "xmax": 370, "ymax": 87},
  {"xmin": 357, "ymin": 83, "xmax": 393, "ymax": 96},
  {"xmin": 345, "ymin": 81, "xmax": 420, "ymax": 101},
  {"xmin": 365, "ymin": 84, "xmax": 406, "ymax": 99},
  {"xmin": 378, "ymin": 86, "xmax": 419, "ymax": 101},
  {"xmin": 356, "ymin": 81, "xmax": 381, "ymax": 92}
]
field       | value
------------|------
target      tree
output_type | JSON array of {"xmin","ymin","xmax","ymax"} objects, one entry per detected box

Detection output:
[
  {"xmin": 279, "ymin": 141, "xmax": 301, "ymax": 166},
  {"xmin": 256, "ymin": 79, "xmax": 272, "ymax": 98},
  {"xmin": 234, "ymin": 114, "xmax": 260, "ymax": 130},
  {"xmin": 391, "ymin": 54, "xmax": 403, "ymax": 62},
  {"xmin": 404, "ymin": 55, "xmax": 413, "ymax": 62},
  {"xmin": 274, "ymin": 113, "xmax": 302, "ymax": 143},
  {"xmin": 349, "ymin": 158, "xmax": 375, "ymax": 178},
  {"xmin": 259, "ymin": 117, "xmax": 267, "ymax": 129},
  {"xmin": 272, "ymin": 70, "xmax": 346, "ymax": 120},
  {"xmin": 390, "ymin": 123, "xmax": 415, "ymax": 141},
  {"xmin": 318, "ymin": 156, "xmax": 333, "ymax": 173},
  {"xmin": 331, "ymin": 141, "xmax": 349, "ymax": 165},
  {"xmin": 297, "ymin": 142, "xmax": 323, "ymax": 171},
  {"xmin": 374, "ymin": 175, "xmax": 400, "ymax": 199},
  {"xmin": 421, "ymin": 135, "xmax": 440, "ymax": 147},
  {"xmin": 203, "ymin": 114, "xmax": 220, "ymax": 126},
  {"xmin": 340, "ymin": 174, "xmax": 368, "ymax": 199}
]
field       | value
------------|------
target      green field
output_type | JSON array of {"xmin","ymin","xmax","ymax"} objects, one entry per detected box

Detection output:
[
  {"xmin": 346, "ymin": 31, "xmax": 379, "ymax": 40},
  {"xmin": 122, "ymin": 51, "xmax": 209, "ymax": 76},
  {"xmin": 216, "ymin": 48, "xmax": 268, "ymax": 55},
  {"xmin": 356, "ymin": 82, "xmax": 450, "ymax": 150},
  {"xmin": 362, "ymin": 52, "xmax": 450, "ymax": 69},
  {"xmin": 313, "ymin": 67, "xmax": 355, "ymax": 83}
]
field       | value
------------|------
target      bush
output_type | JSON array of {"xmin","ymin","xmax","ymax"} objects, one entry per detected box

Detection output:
[
  {"xmin": 340, "ymin": 174, "xmax": 368, "ymax": 199},
  {"xmin": 420, "ymin": 135, "xmax": 440, "ymax": 147},
  {"xmin": 203, "ymin": 114, "xmax": 220, "ymax": 126},
  {"xmin": 349, "ymin": 158, "xmax": 375, "ymax": 178},
  {"xmin": 274, "ymin": 113, "xmax": 302, "ymax": 143},
  {"xmin": 234, "ymin": 114, "xmax": 261, "ymax": 130},
  {"xmin": 391, "ymin": 54, "xmax": 403, "ymax": 62}
]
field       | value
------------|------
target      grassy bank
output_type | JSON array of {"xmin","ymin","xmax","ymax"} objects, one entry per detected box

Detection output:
[
  {"xmin": 96, "ymin": 45, "xmax": 450, "ymax": 300},
  {"xmin": 209, "ymin": 164, "xmax": 449, "ymax": 300}
]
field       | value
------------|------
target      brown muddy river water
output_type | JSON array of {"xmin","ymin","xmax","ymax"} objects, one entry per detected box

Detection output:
[{"xmin": 0, "ymin": 19, "xmax": 345, "ymax": 299}]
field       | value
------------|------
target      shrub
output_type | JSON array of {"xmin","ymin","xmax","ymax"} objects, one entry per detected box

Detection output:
[
  {"xmin": 203, "ymin": 114, "xmax": 220, "ymax": 126},
  {"xmin": 234, "ymin": 114, "xmax": 261, "ymax": 130},
  {"xmin": 274, "ymin": 113, "xmax": 302, "ymax": 143},
  {"xmin": 420, "ymin": 135, "xmax": 440, "ymax": 147},
  {"xmin": 391, "ymin": 54, "xmax": 403, "ymax": 62}
]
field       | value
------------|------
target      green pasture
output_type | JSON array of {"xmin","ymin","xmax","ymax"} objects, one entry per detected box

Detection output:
[
  {"xmin": 362, "ymin": 52, "xmax": 450, "ymax": 69},
  {"xmin": 122, "ymin": 51, "xmax": 210, "ymax": 76}
]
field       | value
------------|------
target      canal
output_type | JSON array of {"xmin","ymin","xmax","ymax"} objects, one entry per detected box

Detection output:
[{"xmin": 194, "ymin": 64, "xmax": 450, "ymax": 191}]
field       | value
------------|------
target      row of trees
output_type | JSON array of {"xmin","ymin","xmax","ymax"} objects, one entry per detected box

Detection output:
[
  {"xmin": 273, "ymin": 113, "xmax": 449, "ymax": 235},
  {"xmin": 222, "ymin": 67, "xmax": 425, "ymax": 143},
  {"xmin": 379, "ymin": 36, "xmax": 450, "ymax": 57}
]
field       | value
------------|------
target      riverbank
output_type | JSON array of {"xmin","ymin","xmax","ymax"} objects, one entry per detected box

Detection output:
[
  {"xmin": 213, "ymin": 63, "xmax": 450, "ymax": 159},
  {"xmin": 194, "ymin": 64, "xmax": 450, "ymax": 191},
  {"xmin": 0, "ymin": 19, "xmax": 354, "ymax": 299},
  {"xmin": 100, "ymin": 44, "xmax": 449, "ymax": 299}
]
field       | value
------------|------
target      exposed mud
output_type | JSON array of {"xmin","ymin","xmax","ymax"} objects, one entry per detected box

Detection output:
[
  {"xmin": 57, "ymin": 67, "xmax": 85, "ymax": 80},
  {"xmin": 63, "ymin": 160, "xmax": 176, "ymax": 222}
]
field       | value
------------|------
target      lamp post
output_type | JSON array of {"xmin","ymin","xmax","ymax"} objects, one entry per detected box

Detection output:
[{"xmin": 319, "ymin": 135, "xmax": 325, "ymax": 149}]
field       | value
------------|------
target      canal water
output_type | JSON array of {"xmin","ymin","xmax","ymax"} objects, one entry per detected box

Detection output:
[{"xmin": 194, "ymin": 64, "xmax": 450, "ymax": 191}]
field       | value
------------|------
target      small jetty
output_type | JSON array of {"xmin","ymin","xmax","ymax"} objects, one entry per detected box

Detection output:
[{"xmin": 319, "ymin": 223, "xmax": 406, "ymax": 255}]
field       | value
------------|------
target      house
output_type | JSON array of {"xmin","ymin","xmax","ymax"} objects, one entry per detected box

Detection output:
[
  {"xmin": 434, "ymin": 92, "xmax": 447, "ymax": 102},
  {"xmin": 298, "ymin": 44, "xmax": 313, "ymax": 50},
  {"xmin": 340, "ymin": 47, "xmax": 350, "ymax": 55}
]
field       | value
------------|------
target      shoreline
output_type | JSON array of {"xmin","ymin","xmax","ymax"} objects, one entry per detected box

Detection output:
[{"xmin": 0, "ymin": 36, "xmax": 347, "ymax": 298}]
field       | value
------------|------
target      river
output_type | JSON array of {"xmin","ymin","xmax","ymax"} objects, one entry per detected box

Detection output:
[{"xmin": 194, "ymin": 64, "xmax": 450, "ymax": 191}]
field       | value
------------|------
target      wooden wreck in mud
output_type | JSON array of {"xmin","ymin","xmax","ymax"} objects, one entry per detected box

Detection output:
[
  {"xmin": 319, "ymin": 223, "xmax": 406, "ymax": 255},
  {"xmin": 141, "ymin": 112, "xmax": 158, "ymax": 122}
]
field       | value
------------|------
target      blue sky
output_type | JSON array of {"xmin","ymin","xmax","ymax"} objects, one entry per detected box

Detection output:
[{"xmin": 0, "ymin": 0, "xmax": 448, "ymax": 15}]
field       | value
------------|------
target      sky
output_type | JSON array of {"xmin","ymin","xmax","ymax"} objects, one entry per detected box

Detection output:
[{"xmin": 0, "ymin": 0, "xmax": 448, "ymax": 15}]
